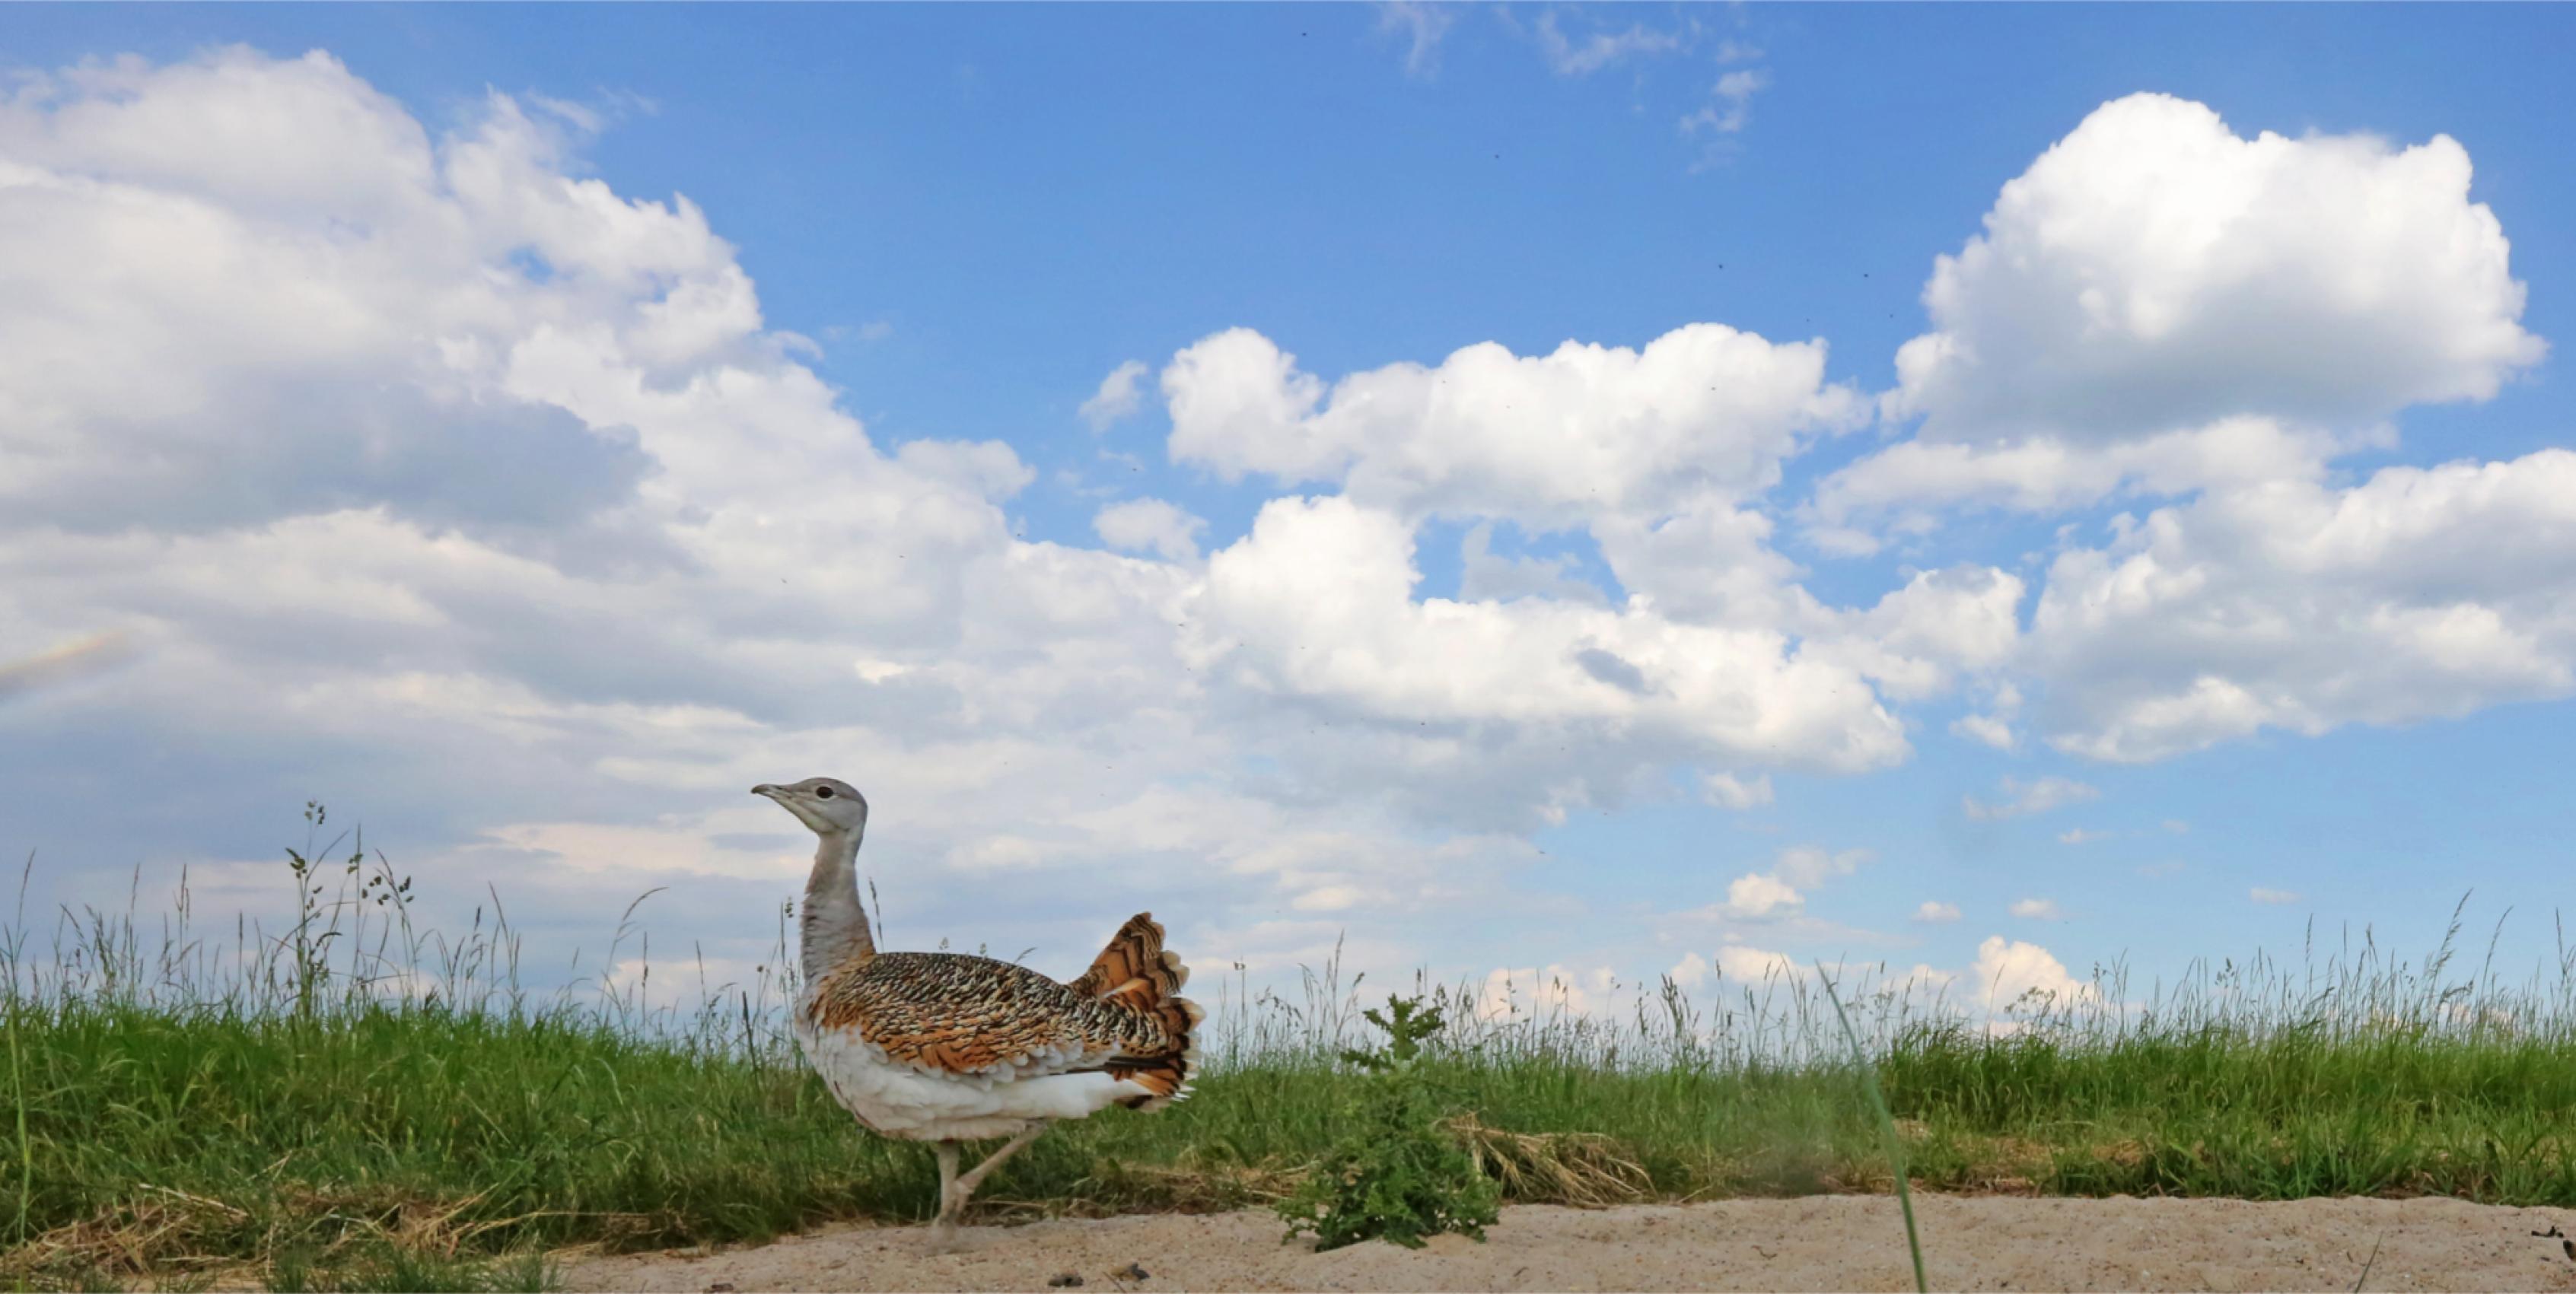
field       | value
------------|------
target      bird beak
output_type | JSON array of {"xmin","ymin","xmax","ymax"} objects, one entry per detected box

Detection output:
[{"xmin": 751, "ymin": 784, "xmax": 782, "ymax": 800}]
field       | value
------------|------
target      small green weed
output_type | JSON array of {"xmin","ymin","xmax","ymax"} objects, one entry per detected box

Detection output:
[{"xmin": 1275, "ymin": 994, "xmax": 1501, "ymax": 1251}]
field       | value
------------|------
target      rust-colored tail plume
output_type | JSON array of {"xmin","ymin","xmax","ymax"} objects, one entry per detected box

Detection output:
[{"xmin": 1071, "ymin": 912, "xmax": 1203, "ymax": 1108}]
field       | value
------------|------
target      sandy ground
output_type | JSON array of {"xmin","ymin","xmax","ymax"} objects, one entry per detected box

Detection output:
[{"xmin": 568, "ymin": 1195, "xmax": 2576, "ymax": 1292}]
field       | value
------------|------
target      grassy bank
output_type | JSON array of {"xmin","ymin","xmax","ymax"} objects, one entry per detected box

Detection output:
[{"xmin": 7, "ymin": 834, "xmax": 2575, "ymax": 1289}]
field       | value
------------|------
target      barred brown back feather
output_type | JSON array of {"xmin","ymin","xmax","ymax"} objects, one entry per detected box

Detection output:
[{"xmin": 805, "ymin": 915, "xmax": 1201, "ymax": 1108}]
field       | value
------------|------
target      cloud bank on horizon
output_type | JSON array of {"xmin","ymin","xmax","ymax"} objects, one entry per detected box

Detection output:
[{"xmin": 0, "ymin": 48, "xmax": 2562, "ymax": 1012}]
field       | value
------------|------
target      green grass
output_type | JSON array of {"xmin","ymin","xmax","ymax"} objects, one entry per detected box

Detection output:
[{"xmin": 7, "ymin": 829, "xmax": 2576, "ymax": 1289}]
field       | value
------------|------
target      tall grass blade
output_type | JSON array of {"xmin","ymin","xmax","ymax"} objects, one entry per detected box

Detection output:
[{"xmin": 1818, "ymin": 962, "xmax": 1927, "ymax": 1294}]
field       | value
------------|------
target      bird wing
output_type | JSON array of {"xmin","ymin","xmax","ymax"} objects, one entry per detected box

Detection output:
[{"xmin": 806, "ymin": 951, "xmax": 1186, "ymax": 1081}]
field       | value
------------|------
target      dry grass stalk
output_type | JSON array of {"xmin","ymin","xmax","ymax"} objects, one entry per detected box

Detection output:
[{"xmin": 1445, "ymin": 1113, "xmax": 1652, "ymax": 1207}]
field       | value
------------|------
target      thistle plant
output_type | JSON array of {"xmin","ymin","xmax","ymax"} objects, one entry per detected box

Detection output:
[{"xmin": 1275, "ymin": 994, "xmax": 1501, "ymax": 1251}]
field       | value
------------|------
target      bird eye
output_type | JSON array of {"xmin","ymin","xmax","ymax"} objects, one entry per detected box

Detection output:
[{"xmin": 814, "ymin": 786, "xmax": 835, "ymax": 799}]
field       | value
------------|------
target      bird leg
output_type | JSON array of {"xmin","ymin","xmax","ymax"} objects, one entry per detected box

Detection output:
[
  {"xmin": 950, "ymin": 1121, "xmax": 1050, "ymax": 1213},
  {"xmin": 929, "ymin": 1142, "xmax": 963, "ymax": 1247}
]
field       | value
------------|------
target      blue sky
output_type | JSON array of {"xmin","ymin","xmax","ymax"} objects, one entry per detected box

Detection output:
[{"xmin": 5, "ymin": 5, "xmax": 2574, "ymax": 1018}]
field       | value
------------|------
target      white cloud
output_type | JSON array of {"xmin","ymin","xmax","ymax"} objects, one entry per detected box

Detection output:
[
  {"xmin": 1485, "ymin": 939, "xmax": 2062, "ymax": 1028},
  {"xmin": 1163, "ymin": 325, "xmax": 1864, "ymax": 529},
  {"xmin": 1912, "ymin": 901, "xmax": 1962, "ymax": 924},
  {"xmin": 3, "ymin": 45, "xmax": 2047, "ymax": 1010},
  {"xmin": 1968, "ymin": 936, "xmax": 2095, "ymax": 1014},
  {"xmin": 1888, "ymin": 92, "xmax": 2541, "ymax": 447},
  {"xmin": 1951, "ymin": 713, "xmax": 2017, "ymax": 750},
  {"xmin": 2030, "ymin": 453, "xmax": 2576, "ymax": 761},
  {"xmin": 2250, "ymin": 887, "xmax": 2301, "ymax": 905},
  {"xmin": 1714, "ymin": 845, "xmax": 1870, "ymax": 920},
  {"xmin": 1092, "ymin": 498, "xmax": 1206, "ymax": 563},
  {"xmin": 1078, "ymin": 359, "xmax": 1150, "ymax": 431},
  {"xmin": 1950, "ymin": 682, "xmax": 2023, "ymax": 750},
  {"xmin": 1771, "ymin": 845, "xmax": 1870, "ymax": 889},
  {"xmin": 0, "ymin": 48, "xmax": 1579, "ymax": 983},
  {"xmin": 1826, "ymin": 92, "xmax": 2543, "ymax": 529},
  {"xmin": 1530, "ymin": 11, "xmax": 1686, "ymax": 76},
  {"xmin": 2056, "ymin": 828, "xmax": 2110, "ymax": 845},
  {"xmin": 1476, "ymin": 962, "xmax": 1618, "ymax": 1019},
  {"xmin": 1154, "ymin": 325, "xmax": 2024, "ymax": 805},
  {"xmin": 1186, "ymin": 494, "xmax": 1915, "ymax": 810},
  {"xmin": 2008, "ymin": 898, "xmax": 2065, "ymax": 920},
  {"xmin": 1805, "ymin": 564, "xmax": 2026, "ymax": 702},
  {"xmin": 1376, "ymin": 2, "xmax": 1459, "ymax": 79},
  {"xmin": 1816, "ymin": 417, "xmax": 2377, "ymax": 529},
  {"xmin": 1667, "ymin": 951, "xmax": 1710, "ymax": 989},
  {"xmin": 1722, "ymin": 872, "xmax": 1803, "ymax": 919},
  {"xmin": 2163, "ymin": 819, "xmax": 2191, "ymax": 834},
  {"xmin": 1702, "ymin": 771, "xmax": 1774, "ymax": 810},
  {"xmin": 1963, "ymin": 775, "xmax": 2100, "ymax": 820},
  {"xmin": 1457, "ymin": 522, "xmax": 1606, "ymax": 606},
  {"xmin": 1715, "ymin": 944, "xmax": 1800, "ymax": 984},
  {"xmin": 1681, "ymin": 68, "xmax": 1769, "ymax": 139},
  {"xmin": 14, "ymin": 58, "xmax": 2566, "ymax": 1010}
]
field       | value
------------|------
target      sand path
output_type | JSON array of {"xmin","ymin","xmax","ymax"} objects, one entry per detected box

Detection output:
[{"xmin": 568, "ymin": 1195, "xmax": 2576, "ymax": 1292}]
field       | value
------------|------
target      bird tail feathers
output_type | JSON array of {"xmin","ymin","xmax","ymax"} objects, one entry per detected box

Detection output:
[{"xmin": 1077, "ymin": 912, "xmax": 1202, "ymax": 1111}]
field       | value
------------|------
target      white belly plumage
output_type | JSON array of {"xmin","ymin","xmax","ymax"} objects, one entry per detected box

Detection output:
[{"xmin": 792, "ymin": 1000, "xmax": 1154, "ymax": 1143}]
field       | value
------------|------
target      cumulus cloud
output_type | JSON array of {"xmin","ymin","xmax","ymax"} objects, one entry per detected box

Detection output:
[
  {"xmin": 1715, "ymin": 944, "xmax": 1799, "ymax": 984},
  {"xmin": 1152, "ymin": 324, "xmax": 2033, "ymax": 818},
  {"xmin": 1714, "ymin": 846, "xmax": 1871, "ymax": 920},
  {"xmin": 1948, "ymin": 682, "xmax": 2024, "ymax": 751},
  {"xmin": 1163, "ymin": 325, "xmax": 1864, "ymax": 528},
  {"xmin": 1826, "ymin": 91, "xmax": 2544, "ymax": 527},
  {"xmin": 1702, "ymin": 771, "xmax": 1774, "ymax": 810},
  {"xmin": 2008, "ymin": 898, "xmax": 2065, "ymax": 920},
  {"xmin": 0, "ymin": 46, "xmax": 2074, "ymax": 1005},
  {"xmin": 1457, "ymin": 523, "xmax": 1607, "ymax": 606},
  {"xmin": 1912, "ymin": 901, "xmax": 1962, "ymax": 924},
  {"xmin": 1816, "ymin": 417, "xmax": 2377, "ymax": 530},
  {"xmin": 2029, "ymin": 454, "xmax": 2576, "ymax": 760},
  {"xmin": 1476, "ymin": 962, "xmax": 1618, "ymax": 1019},
  {"xmin": 1968, "ymin": 935, "xmax": 2095, "ymax": 1014},
  {"xmin": 2250, "ymin": 887, "xmax": 2301, "ymax": 905},
  {"xmin": 1722, "ymin": 872, "xmax": 1803, "ymax": 919},
  {"xmin": 1667, "ymin": 951, "xmax": 1710, "ymax": 988},
  {"xmin": 1078, "ymin": 359, "xmax": 1150, "ymax": 431},
  {"xmin": 1893, "ymin": 92, "xmax": 2541, "ymax": 444},
  {"xmin": 0, "ymin": 48, "xmax": 1568, "ymax": 984},
  {"xmin": 1951, "ymin": 713, "xmax": 2017, "ymax": 750},
  {"xmin": 1803, "ymin": 564, "xmax": 2026, "ymax": 702},
  {"xmin": 1963, "ymin": 775, "xmax": 2100, "ymax": 820},
  {"xmin": 2056, "ymin": 828, "xmax": 2110, "ymax": 845},
  {"xmin": 1184, "ymin": 494, "xmax": 1915, "ymax": 821},
  {"xmin": 1092, "ymin": 497, "xmax": 1206, "ymax": 563},
  {"xmin": 11, "ymin": 56, "xmax": 2568, "ymax": 1009}
]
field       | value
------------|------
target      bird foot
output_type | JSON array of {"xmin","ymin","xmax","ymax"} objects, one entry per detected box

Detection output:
[{"xmin": 925, "ymin": 1216, "xmax": 969, "ymax": 1257}]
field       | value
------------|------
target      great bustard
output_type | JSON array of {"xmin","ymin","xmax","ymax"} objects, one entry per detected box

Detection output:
[{"xmin": 753, "ymin": 777, "xmax": 1202, "ymax": 1242}]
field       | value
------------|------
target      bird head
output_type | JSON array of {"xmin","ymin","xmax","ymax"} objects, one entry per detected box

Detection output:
[{"xmin": 752, "ymin": 777, "xmax": 869, "ymax": 836}]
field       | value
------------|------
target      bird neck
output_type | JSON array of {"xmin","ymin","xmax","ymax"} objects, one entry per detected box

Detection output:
[{"xmin": 800, "ymin": 825, "xmax": 876, "ymax": 984}]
